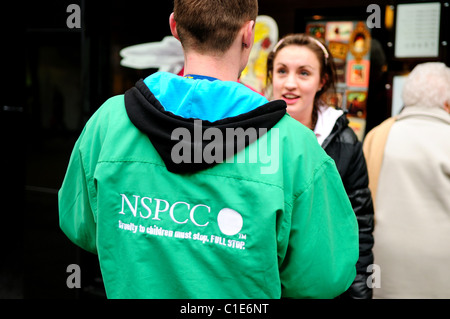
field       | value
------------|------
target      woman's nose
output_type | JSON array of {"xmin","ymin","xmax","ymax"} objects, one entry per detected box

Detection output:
[{"xmin": 284, "ymin": 74, "xmax": 297, "ymax": 90}]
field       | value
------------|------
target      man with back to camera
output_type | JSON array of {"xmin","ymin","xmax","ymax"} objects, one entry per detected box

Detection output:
[{"xmin": 58, "ymin": 0, "xmax": 358, "ymax": 298}]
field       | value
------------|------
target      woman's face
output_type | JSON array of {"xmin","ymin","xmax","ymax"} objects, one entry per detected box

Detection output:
[{"xmin": 272, "ymin": 45, "xmax": 324, "ymax": 126}]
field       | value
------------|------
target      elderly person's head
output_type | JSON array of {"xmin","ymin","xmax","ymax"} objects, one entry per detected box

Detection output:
[{"xmin": 402, "ymin": 62, "xmax": 450, "ymax": 112}]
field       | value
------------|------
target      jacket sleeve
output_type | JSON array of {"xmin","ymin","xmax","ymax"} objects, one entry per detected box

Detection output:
[
  {"xmin": 58, "ymin": 128, "xmax": 98, "ymax": 254},
  {"xmin": 280, "ymin": 158, "xmax": 359, "ymax": 299},
  {"xmin": 339, "ymin": 136, "xmax": 375, "ymax": 299}
]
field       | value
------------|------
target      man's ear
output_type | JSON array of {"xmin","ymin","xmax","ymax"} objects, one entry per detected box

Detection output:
[
  {"xmin": 242, "ymin": 20, "xmax": 255, "ymax": 50},
  {"xmin": 169, "ymin": 12, "xmax": 180, "ymax": 40},
  {"xmin": 444, "ymin": 100, "xmax": 450, "ymax": 113}
]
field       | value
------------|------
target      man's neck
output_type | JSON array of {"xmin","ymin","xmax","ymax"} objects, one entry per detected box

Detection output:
[{"xmin": 182, "ymin": 51, "xmax": 242, "ymax": 82}]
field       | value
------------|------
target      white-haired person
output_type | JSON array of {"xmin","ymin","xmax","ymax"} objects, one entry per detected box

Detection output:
[{"xmin": 363, "ymin": 62, "xmax": 450, "ymax": 298}]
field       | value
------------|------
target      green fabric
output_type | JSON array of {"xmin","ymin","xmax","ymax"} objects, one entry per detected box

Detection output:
[{"xmin": 59, "ymin": 95, "xmax": 358, "ymax": 299}]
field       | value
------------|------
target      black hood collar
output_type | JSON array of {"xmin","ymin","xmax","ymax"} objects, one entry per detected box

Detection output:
[{"xmin": 124, "ymin": 79, "xmax": 286, "ymax": 174}]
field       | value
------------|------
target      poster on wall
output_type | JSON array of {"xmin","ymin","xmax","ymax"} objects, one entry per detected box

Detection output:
[{"xmin": 306, "ymin": 20, "xmax": 371, "ymax": 140}]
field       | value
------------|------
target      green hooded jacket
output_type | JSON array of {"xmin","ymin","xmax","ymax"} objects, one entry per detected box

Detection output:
[{"xmin": 58, "ymin": 72, "xmax": 358, "ymax": 299}]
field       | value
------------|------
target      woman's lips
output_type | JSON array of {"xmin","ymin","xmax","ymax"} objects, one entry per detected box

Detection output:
[{"xmin": 282, "ymin": 93, "xmax": 300, "ymax": 105}]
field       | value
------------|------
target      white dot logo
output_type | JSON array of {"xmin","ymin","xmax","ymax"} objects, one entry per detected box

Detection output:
[{"xmin": 217, "ymin": 208, "xmax": 243, "ymax": 236}]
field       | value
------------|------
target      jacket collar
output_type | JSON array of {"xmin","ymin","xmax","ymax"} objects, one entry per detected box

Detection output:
[
  {"xmin": 314, "ymin": 105, "xmax": 344, "ymax": 146},
  {"xmin": 321, "ymin": 112, "xmax": 348, "ymax": 150},
  {"xmin": 397, "ymin": 105, "xmax": 450, "ymax": 125}
]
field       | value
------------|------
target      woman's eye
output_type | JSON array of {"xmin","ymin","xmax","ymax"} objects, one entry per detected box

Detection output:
[
  {"xmin": 300, "ymin": 70, "xmax": 310, "ymax": 76},
  {"xmin": 276, "ymin": 68, "xmax": 287, "ymax": 75}
]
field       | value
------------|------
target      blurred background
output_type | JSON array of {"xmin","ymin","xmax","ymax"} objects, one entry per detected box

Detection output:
[{"xmin": 0, "ymin": 0, "xmax": 448, "ymax": 298}]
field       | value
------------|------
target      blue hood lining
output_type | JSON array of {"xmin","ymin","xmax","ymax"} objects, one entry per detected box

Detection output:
[{"xmin": 143, "ymin": 72, "xmax": 268, "ymax": 122}]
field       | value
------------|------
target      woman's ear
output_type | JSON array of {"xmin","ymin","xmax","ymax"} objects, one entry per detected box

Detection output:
[
  {"xmin": 318, "ymin": 74, "xmax": 328, "ymax": 91},
  {"xmin": 169, "ymin": 12, "xmax": 180, "ymax": 41}
]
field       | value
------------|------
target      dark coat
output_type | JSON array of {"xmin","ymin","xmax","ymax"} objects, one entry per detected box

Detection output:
[{"xmin": 322, "ymin": 114, "xmax": 375, "ymax": 299}]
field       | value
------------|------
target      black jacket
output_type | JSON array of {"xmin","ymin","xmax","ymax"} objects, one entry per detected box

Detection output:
[{"xmin": 322, "ymin": 113, "xmax": 375, "ymax": 299}]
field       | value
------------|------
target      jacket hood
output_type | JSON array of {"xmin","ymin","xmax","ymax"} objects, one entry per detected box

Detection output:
[{"xmin": 125, "ymin": 78, "xmax": 286, "ymax": 174}]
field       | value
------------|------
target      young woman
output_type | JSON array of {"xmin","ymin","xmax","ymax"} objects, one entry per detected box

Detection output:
[{"xmin": 266, "ymin": 34, "xmax": 375, "ymax": 299}]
